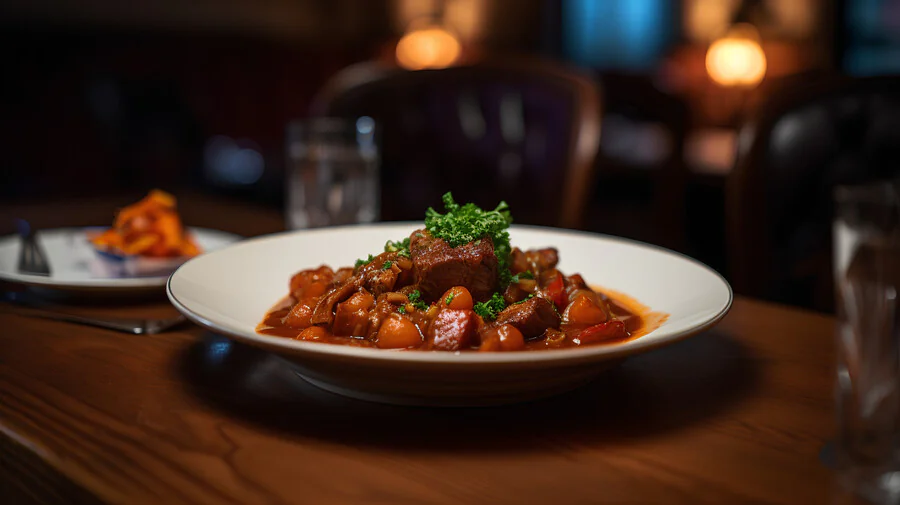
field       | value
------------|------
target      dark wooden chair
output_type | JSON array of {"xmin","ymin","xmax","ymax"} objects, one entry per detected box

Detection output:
[
  {"xmin": 584, "ymin": 74, "xmax": 689, "ymax": 251},
  {"xmin": 727, "ymin": 74, "xmax": 900, "ymax": 311},
  {"xmin": 310, "ymin": 59, "xmax": 601, "ymax": 228}
]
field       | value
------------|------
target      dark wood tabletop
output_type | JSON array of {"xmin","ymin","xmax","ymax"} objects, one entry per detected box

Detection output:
[{"xmin": 0, "ymin": 195, "xmax": 848, "ymax": 505}]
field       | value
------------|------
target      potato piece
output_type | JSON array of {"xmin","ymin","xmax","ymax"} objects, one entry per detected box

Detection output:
[
  {"xmin": 283, "ymin": 299, "xmax": 316, "ymax": 329},
  {"xmin": 376, "ymin": 314, "xmax": 423, "ymax": 349},
  {"xmin": 563, "ymin": 294, "xmax": 609, "ymax": 328},
  {"xmin": 441, "ymin": 286, "xmax": 474, "ymax": 310},
  {"xmin": 296, "ymin": 326, "xmax": 327, "ymax": 341},
  {"xmin": 478, "ymin": 324, "xmax": 525, "ymax": 352}
]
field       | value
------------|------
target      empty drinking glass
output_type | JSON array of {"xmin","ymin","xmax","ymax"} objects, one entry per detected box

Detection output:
[
  {"xmin": 834, "ymin": 180, "xmax": 900, "ymax": 504},
  {"xmin": 285, "ymin": 117, "xmax": 380, "ymax": 229}
]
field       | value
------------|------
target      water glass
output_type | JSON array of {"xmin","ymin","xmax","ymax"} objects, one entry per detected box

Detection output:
[
  {"xmin": 285, "ymin": 117, "xmax": 380, "ymax": 229},
  {"xmin": 834, "ymin": 180, "xmax": 900, "ymax": 504}
]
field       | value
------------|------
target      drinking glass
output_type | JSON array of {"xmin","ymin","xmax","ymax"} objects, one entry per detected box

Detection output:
[
  {"xmin": 285, "ymin": 117, "xmax": 380, "ymax": 229},
  {"xmin": 834, "ymin": 180, "xmax": 900, "ymax": 504}
]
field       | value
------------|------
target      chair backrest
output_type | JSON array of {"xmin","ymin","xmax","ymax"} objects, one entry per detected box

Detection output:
[
  {"xmin": 591, "ymin": 73, "xmax": 689, "ymax": 250},
  {"xmin": 311, "ymin": 59, "xmax": 601, "ymax": 228},
  {"xmin": 727, "ymin": 74, "xmax": 900, "ymax": 311}
]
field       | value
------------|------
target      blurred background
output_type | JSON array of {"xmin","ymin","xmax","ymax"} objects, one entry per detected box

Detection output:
[{"xmin": 2, "ymin": 0, "xmax": 899, "ymax": 312}]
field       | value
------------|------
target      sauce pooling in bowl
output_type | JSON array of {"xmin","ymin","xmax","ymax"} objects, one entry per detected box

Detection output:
[{"xmin": 258, "ymin": 285, "xmax": 666, "ymax": 351}]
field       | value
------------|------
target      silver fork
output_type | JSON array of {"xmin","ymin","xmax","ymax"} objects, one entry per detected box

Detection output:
[
  {"xmin": 16, "ymin": 219, "xmax": 51, "ymax": 276},
  {"xmin": 8, "ymin": 305, "xmax": 187, "ymax": 335}
]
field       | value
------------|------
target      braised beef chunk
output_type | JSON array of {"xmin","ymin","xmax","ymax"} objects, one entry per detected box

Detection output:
[
  {"xmin": 494, "ymin": 296, "xmax": 560, "ymax": 339},
  {"xmin": 509, "ymin": 248, "xmax": 528, "ymax": 274},
  {"xmin": 364, "ymin": 267, "xmax": 398, "ymax": 297},
  {"xmin": 565, "ymin": 273, "xmax": 588, "ymax": 292},
  {"xmin": 409, "ymin": 229, "xmax": 498, "ymax": 302},
  {"xmin": 355, "ymin": 251, "xmax": 396, "ymax": 276},
  {"xmin": 333, "ymin": 267, "xmax": 354, "ymax": 284},
  {"xmin": 509, "ymin": 247, "xmax": 559, "ymax": 277},
  {"xmin": 527, "ymin": 248, "xmax": 559, "ymax": 272},
  {"xmin": 502, "ymin": 283, "xmax": 530, "ymax": 305},
  {"xmin": 354, "ymin": 251, "xmax": 413, "ymax": 295}
]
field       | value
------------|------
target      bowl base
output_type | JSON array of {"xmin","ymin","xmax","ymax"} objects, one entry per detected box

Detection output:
[{"xmin": 294, "ymin": 369, "xmax": 605, "ymax": 407}]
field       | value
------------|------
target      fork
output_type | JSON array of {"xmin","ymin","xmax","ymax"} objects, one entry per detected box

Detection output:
[
  {"xmin": 16, "ymin": 219, "xmax": 51, "ymax": 276},
  {"xmin": 2, "ymin": 291, "xmax": 187, "ymax": 335},
  {"xmin": 8, "ymin": 305, "xmax": 187, "ymax": 335}
]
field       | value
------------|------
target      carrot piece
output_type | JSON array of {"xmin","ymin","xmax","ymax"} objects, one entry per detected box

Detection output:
[
  {"xmin": 563, "ymin": 294, "xmax": 609, "ymax": 327},
  {"xmin": 376, "ymin": 314, "xmax": 423, "ymax": 349}
]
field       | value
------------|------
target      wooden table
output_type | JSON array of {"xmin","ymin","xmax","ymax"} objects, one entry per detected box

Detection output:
[{"xmin": 0, "ymin": 196, "xmax": 848, "ymax": 504}]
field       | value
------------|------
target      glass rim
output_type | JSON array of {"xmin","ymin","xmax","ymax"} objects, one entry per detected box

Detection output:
[
  {"xmin": 289, "ymin": 116, "xmax": 352, "ymax": 129},
  {"xmin": 287, "ymin": 116, "xmax": 375, "ymax": 132}
]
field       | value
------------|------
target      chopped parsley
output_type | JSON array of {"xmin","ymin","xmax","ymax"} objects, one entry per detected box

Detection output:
[
  {"xmin": 408, "ymin": 290, "xmax": 428, "ymax": 311},
  {"xmin": 354, "ymin": 254, "xmax": 375, "ymax": 268},
  {"xmin": 425, "ymin": 192, "xmax": 513, "ymax": 285},
  {"xmin": 513, "ymin": 293, "xmax": 535, "ymax": 305},
  {"xmin": 445, "ymin": 293, "xmax": 455, "ymax": 305},
  {"xmin": 397, "ymin": 305, "xmax": 407, "ymax": 314},
  {"xmin": 381, "ymin": 261, "xmax": 393, "ymax": 271},
  {"xmin": 384, "ymin": 237, "xmax": 410, "ymax": 258},
  {"xmin": 509, "ymin": 271, "xmax": 534, "ymax": 283},
  {"xmin": 473, "ymin": 292, "xmax": 507, "ymax": 320}
]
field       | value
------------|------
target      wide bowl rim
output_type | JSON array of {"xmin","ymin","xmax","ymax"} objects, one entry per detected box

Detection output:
[{"xmin": 166, "ymin": 222, "xmax": 733, "ymax": 367}]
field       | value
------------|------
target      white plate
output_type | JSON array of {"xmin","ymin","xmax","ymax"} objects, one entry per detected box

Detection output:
[
  {"xmin": 0, "ymin": 227, "xmax": 240, "ymax": 293},
  {"xmin": 168, "ymin": 224, "xmax": 732, "ymax": 406}
]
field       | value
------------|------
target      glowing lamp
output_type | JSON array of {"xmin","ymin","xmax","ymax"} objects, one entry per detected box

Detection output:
[
  {"xmin": 705, "ymin": 23, "xmax": 767, "ymax": 87},
  {"xmin": 395, "ymin": 26, "xmax": 461, "ymax": 70}
]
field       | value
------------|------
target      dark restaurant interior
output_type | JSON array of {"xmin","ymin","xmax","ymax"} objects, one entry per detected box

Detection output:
[
  {"xmin": 2, "ymin": 1, "xmax": 900, "ymax": 503},
  {"xmin": 2, "ymin": 0, "xmax": 899, "ymax": 311},
  {"xmin": 3, "ymin": 0, "xmax": 899, "ymax": 312}
]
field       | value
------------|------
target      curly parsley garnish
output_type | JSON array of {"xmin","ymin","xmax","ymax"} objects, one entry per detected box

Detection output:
[
  {"xmin": 397, "ymin": 305, "xmax": 407, "ymax": 314},
  {"xmin": 473, "ymin": 292, "xmax": 507, "ymax": 320},
  {"xmin": 354, "ymin": 254, "xmax": 375, "ymax": 269},
  {"xmin": 425, "ymin": 192, "xmax": 513, "ymax": 285},
  {"xmin": 408, "ymin": 290, "xmax": 428, "ymax": 311},
  {"xmin": 384, "ymin": 237, "xmax": 410, "ymax": 258},
  {"xmin": 381, "ymin": 261, "xmax": 393, "ymax": 271}
]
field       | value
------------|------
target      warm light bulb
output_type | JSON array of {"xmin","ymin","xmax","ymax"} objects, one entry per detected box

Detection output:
[
  {"xmin": 705, "ymin": 24, "xmax": 767, "ymax": 87},
  {"xmin": 396, "ymin": 26, "xmax": 462, "ymax": 70}
]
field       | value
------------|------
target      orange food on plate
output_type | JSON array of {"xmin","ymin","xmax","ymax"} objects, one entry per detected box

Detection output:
[{"xmin": 90, "ymin": 190, "xmax": 201, "ymax": 258}]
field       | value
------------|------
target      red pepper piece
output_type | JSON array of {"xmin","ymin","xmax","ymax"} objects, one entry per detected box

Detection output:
[{"xmin": 573, "ymin": 320, "xmax": 627, "ymax": 345}]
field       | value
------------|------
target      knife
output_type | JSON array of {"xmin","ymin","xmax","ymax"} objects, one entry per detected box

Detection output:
[{"xmin": 16, "ymin": 219, "xmax": 52, "ymax": 276}]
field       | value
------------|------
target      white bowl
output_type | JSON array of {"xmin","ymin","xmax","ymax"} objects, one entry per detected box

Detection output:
[{"xmin": 167, "ymin": 224, "xmax": 732, "ymax": 406}]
